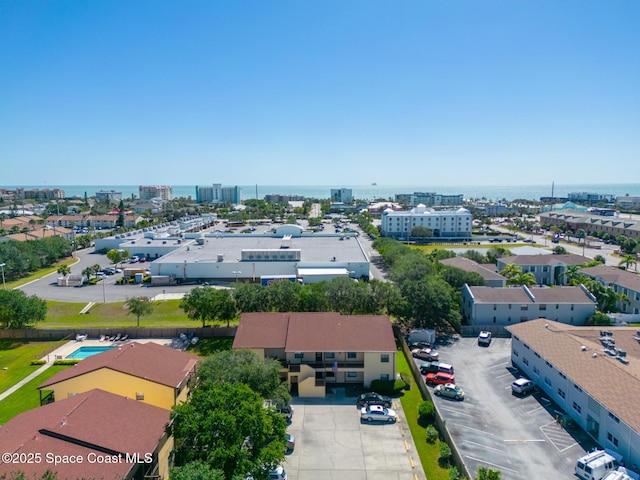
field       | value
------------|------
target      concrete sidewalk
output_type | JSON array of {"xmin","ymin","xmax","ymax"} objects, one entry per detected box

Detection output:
[{"xmin": 0, "ymin": 362, "xmax": 52, "ymax": 402}]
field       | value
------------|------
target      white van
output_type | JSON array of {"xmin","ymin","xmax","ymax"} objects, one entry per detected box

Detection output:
[{"xmin": 575, "ymin": 450, "xmax": 617, "ymax": 480}]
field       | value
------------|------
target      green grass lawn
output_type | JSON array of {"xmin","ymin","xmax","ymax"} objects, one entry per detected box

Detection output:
[
  {"xmin": 40, "ymin": 299, "xmax": 239, "ymax": 329},
  {"xmin": 0, "ymin": 365, "xmax": 71, "ymax": 424},
  {"xmin": 186, "ymin": 337, "xmax": 234, "ymax": 357},
  {"xmin": 396, "ymin": 349, "xmax": 454, "ymax": 480},
  {"xmin": 0, "ymin": 339, "xmax": 67, "ymax": 393},
  {"xmin": 4, "ymin": 258, "xmax": 78, "ymax": 290}
]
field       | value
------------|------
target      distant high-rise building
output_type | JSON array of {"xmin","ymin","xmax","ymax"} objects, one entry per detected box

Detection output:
[
  {"xmin": 139, "ymin": 186, "xmax": 173, "ymax": 201},
  {"xmin": 95, "ymin": 190, "xmax": 122, "ymax": 202},
  {"xmin": 395, "ymin": 192, "xmax": 463, "ymax": 207},
  {"xmin": 196, "ymin": 184, "xmax": 222, "ymax": 203},
  {"xmin": 221, "ymin": 186, "xmax": 242, "ymax": 204},
  {"xmin": 331, "ymin": 188, "xmax": 353, "ymax": 203}
]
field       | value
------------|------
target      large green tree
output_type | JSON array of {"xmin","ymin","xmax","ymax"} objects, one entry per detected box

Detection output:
[
  {"xmin": 400, "ymin": 277, "xmax": 461, "ymax": 331},
  {"xmin": 0, "ymin": 290, "xmax": 47, "ymax": 329},
  {"xmin": 197, "ymin": 349, "xmax": 290, "ymax": 405},
  {"xmin": 180, "ymin": 287, "xmax": 237, "ymax": 327},
  {"xmin": 169, "ymin": 382, "xmax": 286, "ymax": 480}
]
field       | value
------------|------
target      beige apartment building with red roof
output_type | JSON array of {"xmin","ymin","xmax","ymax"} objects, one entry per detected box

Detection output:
[{"xmin": 233, "ymin": 312, "xmax": 397, "ymax": 397}]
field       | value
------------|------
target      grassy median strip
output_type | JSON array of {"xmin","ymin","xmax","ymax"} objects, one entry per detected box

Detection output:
[
  {"xmin": 0, "ymin": 340, "xmax": 67, "ymax": 393},
  {"xmin": 0, "ymin": 365, "xmax": 71, "ymax": 424},
  {"xmin": 396, "ymin": 349, "xmax": 451, "ymax": 480}
]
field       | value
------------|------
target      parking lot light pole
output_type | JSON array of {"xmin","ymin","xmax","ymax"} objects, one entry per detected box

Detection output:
[
  {"xmin": 232, "ymin": 270, "xmax": 242, "ymax": 283},
  {"xmin": 0, "ymin": 263, "xmax": 5, "ymax": 289}
]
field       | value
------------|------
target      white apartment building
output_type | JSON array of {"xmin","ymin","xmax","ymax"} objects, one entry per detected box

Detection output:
[
  {"xmin": 507, "ymin": 320, "xmax": 640, "ymax": 471},
  {"xmin": 139, "ymin": 185, "xmax": 173, "ymax": 201},
  {"xmin": 380, "ymin": 205, "xmax": 472, "ymax": 240},
  {"xmin": 195, "ymin": 184, "xmax": 222, "ymax": 203},
  {"xmin": 331, "ymin": 188, "xmax": 353, "ymax": 203}
]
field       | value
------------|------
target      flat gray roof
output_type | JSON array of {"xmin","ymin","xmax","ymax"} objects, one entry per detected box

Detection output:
[{"xmin": 154, "ymin": 233, "xmax": 368, "ymax": 265}]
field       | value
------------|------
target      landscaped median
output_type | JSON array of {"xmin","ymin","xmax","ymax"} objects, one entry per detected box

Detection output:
[{"xmin": 396, "ymin": 348, "xmax": 462, "ymax": 480}]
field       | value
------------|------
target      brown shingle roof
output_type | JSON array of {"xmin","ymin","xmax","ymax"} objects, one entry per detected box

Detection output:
[
  {"xmin": 500, "ymin": 253, "xmax": 591, "ymax": 266},
  {"xmin": 467, "ymin": 285, "xmax": 596, "ymax": 305},
  {"xmin": 440, "ymin": 257, "xmax": 506, "ymax": 281},
  {"xmin": 233, "ymin": 312, "xmax": 396, "ymax": 353},
  {"xmin": 38, "ymin": 342, "xmax": 200, "ymax": 390},
  {"xmin": 0, "ymin": 389, "xmax": 169, "ymax": 480},
  {"xmin": 581, "ymin": 264, "xmax": 640, "ymax": 293},
  {"xmin": 506, "ymin": 319, "xmax": 640, "ymax": 433}
]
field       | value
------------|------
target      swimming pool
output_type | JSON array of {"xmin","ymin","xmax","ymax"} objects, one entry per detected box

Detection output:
[{"xmin": 66, "ymin": 346, "xmax": 115, "ymax": 360}]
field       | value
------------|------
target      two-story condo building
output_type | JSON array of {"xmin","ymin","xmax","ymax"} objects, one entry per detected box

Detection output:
[
  {"xmin": 580, "ymin": 265, "xmax": 640, "ymax": 316},
  {"xmin": 496, "ymin": 254, "xmax": 591, "ymax": 286},
  {"xmin": 462, "ymin": 284, "xmax": 597, "ymax": 327},
  {"xmin": 507, "ymin": 320, "xmax": 640, "ymax": 470},
  {"xmin": 233, "ymin": 312, "xmax": 396, "ymax": 398}
]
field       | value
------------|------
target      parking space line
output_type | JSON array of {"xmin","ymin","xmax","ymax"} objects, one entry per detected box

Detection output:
[
  {"xmin": 438, "ymin": 406, "xmax": 474, "ymax": 418},
  {"xmin": 526, "ymin": 405, "xmax": 546, "ymax": 414},
  {"xmin": 448, "ymin": 422, "xmax": 496, "ymax": 436},
  {"xmin": 503, "ymin": 439, "xmax": 546, "ymax": 443},
  {"xmin": 462, "ymin": 440, "xmax": 506, "ymax": 453},
  {"xmin": 464, "ymin": 454, "xmax": 519, "ymax": 474},
  {"xmin": 489, "ymin": 361, "xmax": 511, "ymax": 369}
]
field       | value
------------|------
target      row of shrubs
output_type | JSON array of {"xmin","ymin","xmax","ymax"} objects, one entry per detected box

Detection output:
[{"xmin": 30, "ymin": 359, "xmax": 82, "ymax": 366}]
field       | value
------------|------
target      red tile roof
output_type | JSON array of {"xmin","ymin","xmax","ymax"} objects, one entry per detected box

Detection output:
[
  {"xmin": 38, "ymin": 342, "xmax": 200, "ymax": 390},
  {"xmin": 0, "ymin": 389, "xmax": 169, "ymax": 480},
  {"xmin": 233, "ymin": 312, "xmax": 396, "ymax": 353}
]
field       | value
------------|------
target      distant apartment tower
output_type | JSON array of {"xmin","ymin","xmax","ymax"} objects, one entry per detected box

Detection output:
[
  {"xmin": 395, "ymin": 192, "xmax": 464, "ymax": 207},
  {"xmin": 95, "ymin": 190, "xmax": 122, "ymax": 202},
  {"xmin": 617, "ymin": 196, "xmax": 640, "ymax": 210},
  {"xmin": 15, "ymin": 187, "xmax": 65, "ymax": 200},
  {"xmin": 331, "ymin": 188, "xmax": 353, "ymax": 203},
  {"xmin": 221, "ymin": 186, "xmax": 242, "ymax": 204},
  {"xmin": 264, "ymin": 194, "xmax": 305, "ymax": 203},
  {"xmin": 568, "ymin": 192, "xmax": 615, "ymax": 205},
  {"xmin": 196, "ymin": 184, "xmax": 222, "ymax": 203},
  {"xmin": 139, "ymin": 185, "xmax": 173, "ymax": 201}
]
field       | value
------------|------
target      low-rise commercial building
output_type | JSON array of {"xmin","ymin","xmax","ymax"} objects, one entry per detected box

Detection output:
[{"xmin": 540, "ymin": 209, "xmax": 640, "ymax": 240}]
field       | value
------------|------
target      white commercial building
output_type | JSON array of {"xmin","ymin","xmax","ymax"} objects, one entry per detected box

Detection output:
[{"xmin": 380, "ymin": 205, "xmax": 472, "ymax": 240}]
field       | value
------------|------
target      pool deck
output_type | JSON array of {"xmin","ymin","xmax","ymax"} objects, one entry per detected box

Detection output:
[{"xmin": 45, "ymin": 337, "xmax": 176, "ymax": 362}]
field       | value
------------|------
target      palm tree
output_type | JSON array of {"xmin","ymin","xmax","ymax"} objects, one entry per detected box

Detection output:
[
  {"xmin": 57, "ymin": 265, "xmax": 71, "ymax": 277},
  {"xmin": 476, "ymin": 467, "xmax": 502, "ymax": 480},
  {"xmin": 619, "ymin": 254, "xmax": 637, "ymax": 271},
  {"xmin": 82, "ymin": 267, "xmax": 93, "ymax": 284}
]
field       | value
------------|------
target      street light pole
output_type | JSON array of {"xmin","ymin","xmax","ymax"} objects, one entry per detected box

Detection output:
[
  {"xmin": 232, "ymin": 270, "xmax": 242, "ymax": 283},
  {"xmin": 0, "ymin": 263, "xmax": 6, "ymax": 290},
  {"xmin": 102, "ymin": 276, "xmax": 106, "ymax": 303}
]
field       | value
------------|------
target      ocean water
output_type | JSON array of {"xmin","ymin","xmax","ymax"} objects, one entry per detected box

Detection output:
[{"xmin": 2, "ymin": 183, "xmax": 640, "ymax": 202}]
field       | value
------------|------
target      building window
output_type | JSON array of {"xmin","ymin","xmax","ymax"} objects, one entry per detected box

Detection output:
[
  {"xmin": 607, "ymin": 433, "xmax": 619, "ymax": 447},
  {"xmin": 381, "ymin": 374, "xmax": 389, "ymax": 381},
  {"xmin": 558, "ymin": 388, "xmax": 565, "ymax": 399},
  {"xmin": 326, "ymin": 371, "xmax": 335, "ymax": 378},
  {"xmin": 539, "ymin": 304, "xmax": 546, "ymax": 311},
  {"xmin": 572, "ymin": 402, "xmax": 582, "ymax": 414},
  {"xmin": 347, "ymin": 372, "xmax": 357, "ymax": 378},
  {"xmin": 294, "ymin": 352, "xmax": 303, "ymax": 359},
  {"xmin": 136, "ymin": 392, "xmax": 145, "ymax": 401},
  {"xmin": 545, "ymin": 377, "xmax": 551, "ymax": 386},
  {"xmin": 347, "ymin": 352, "xmax": 357, "ymax": 359},
  {"xmin": 514, "ymin": 349, "xmax": 519, "ymax": 357},
  {"xmin": 533, "ymin": 367, "xmax": 540, "ymax": 375},
  {"xmin": 571, "ymin": 304, "xmax": 574, "ymax": 311},
  {"xmin": 574, "ymin": 384, "xmax": 582, "ymax": 392},
  {"xmin": 493, "ymin": 304, "xmax": 497, "ymax": 310},
  {"xmin": 546, "ymin": 361, "xmax": 553, "ymax": 369},
  {"xmin": 381, "ymin": 354, "xmax": 390, "ymax": 363},
  {"xmin": 523, "ymin": 358, "xmax": 529, "ymax": 366},
  {"xmin": 493, "ymin": 317, "xmax": 496, "ymax": 323},
  {"xmin": 521, "ymin": 305, "xmax": 528, "ymax": 310},
  {"xmin": 325, "ymin": 352, "xmax": 335, "ymax": 359},
  {"xmin": 556, "ymin": 304, "xmax": 559, "ymax": 309}
]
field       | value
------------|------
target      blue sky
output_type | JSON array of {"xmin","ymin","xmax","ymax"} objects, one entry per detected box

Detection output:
[{"xmin": 1, "ymin": 1, "xmax": 638, "ymax": 186}]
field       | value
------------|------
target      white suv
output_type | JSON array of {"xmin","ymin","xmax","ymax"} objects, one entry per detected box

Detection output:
[{"xmin": 511, "ymin": 378, "xmax": 535, "ymax": 395}]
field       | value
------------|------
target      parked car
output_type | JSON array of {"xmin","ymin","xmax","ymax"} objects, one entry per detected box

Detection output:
[
  {"xmin": 434, "ymin": 383, "xmax": 465, "ymax": 400},
  {"xmin": 478, "ymin": 331, "xmax": 492, "ymax": 346},
  {"xmin": 411, "ymin": 348, "xmax": 439, "ymax": 361},
  {"xmin": 356, "ymin": 392, "xmax": 392, "ymax": 408},
  {"xmin": 286, "ymin": 433, "xmax": 295, "ymax": 453},
  {"xmin": 425, "ymin": 372, "xmax": 455, "ymax": 386},
  {"xmin": 360, "ymin": 404, "xmax": 397, "ymax": 423},
  {"xmin": 419, "ymin": 362, "xmax": 440, "ymax": 374},
  {"xmin": 511, "ymin": 378, "xmax": 535, "ymax": 395},
  {"xmin": 103, "ymin": 268, "xmax": 116, "ymax": 275}
]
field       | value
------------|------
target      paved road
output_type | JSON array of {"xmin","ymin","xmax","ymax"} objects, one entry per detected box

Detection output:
[{"xmin": 17, "ymin": 248, "xmax": 202, "ymax": 303}]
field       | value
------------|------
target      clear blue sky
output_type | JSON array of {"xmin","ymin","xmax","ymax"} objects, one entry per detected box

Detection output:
[{"xmin": 1, "ymin": 1, "xmax": 638, "ymax": 186}]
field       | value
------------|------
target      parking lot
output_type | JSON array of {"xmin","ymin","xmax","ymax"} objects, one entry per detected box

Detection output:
[
  {"xmin": 284, "ymin": 394, "xmax": 426, "ymax": 480},
  {"xmin": 415, "ymin": 336, "xmax": 596, "ymax": 479}
]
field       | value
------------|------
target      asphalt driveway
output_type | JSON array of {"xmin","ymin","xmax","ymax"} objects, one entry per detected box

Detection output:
[
  {"xmin": 284, "ymin": 392, "xmax": 426, "ymax": 480},
  {"xmin": 417, "ymin": 336, "xmax": 597, "ymax": 479}
]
